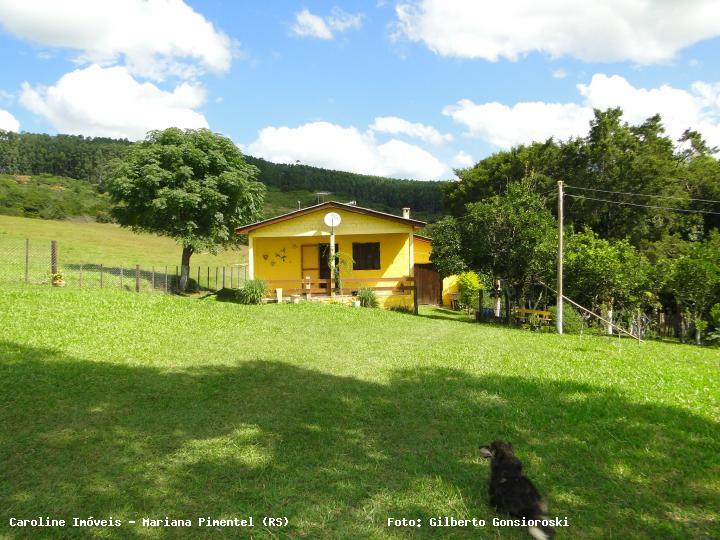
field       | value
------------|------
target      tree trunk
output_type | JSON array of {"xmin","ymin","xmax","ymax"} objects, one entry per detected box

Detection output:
[
  {"xmin": 606, "ymin": 300, "xmax": 614, "ymax": 335},
  {"xmin": 179, "ymin": 246, "xmax": 194, "ymax": 291}
]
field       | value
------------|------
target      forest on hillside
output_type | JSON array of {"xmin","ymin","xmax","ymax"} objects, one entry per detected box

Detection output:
[{"xmin": 0, "ymin": 130, "xmax": 447, "ymax": 220}]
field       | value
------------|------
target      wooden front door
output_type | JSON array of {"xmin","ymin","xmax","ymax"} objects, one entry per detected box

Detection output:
[{"xmin": 415, "ymin": 263, "xmax": 442, "ymax": 305}]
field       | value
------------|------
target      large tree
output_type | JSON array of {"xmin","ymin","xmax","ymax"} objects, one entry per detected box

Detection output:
[
  {"xmin": 432, "ymin": 177, "xmax": 556, "ymax": 311},
  {"xmin": 564, "ymin": 229, "xmax": 652, "ymax": 333},
  {"xmin": 669, "ymin": 232, "xmax": 720, "ymax": 344},
  {"xmin": 108, "ymin": 128, "xmax": 265, "ymax": 290}
]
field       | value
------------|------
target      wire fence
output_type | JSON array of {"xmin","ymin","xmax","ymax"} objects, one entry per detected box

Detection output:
[{"xmin": 0, "ymin": 237, "xmax": 248, "ymax": 293}]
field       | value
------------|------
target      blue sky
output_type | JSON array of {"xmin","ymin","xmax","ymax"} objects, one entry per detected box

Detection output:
[{"xmin": 1, "ymin": 0, "xmax": 719, "ymax": 180}]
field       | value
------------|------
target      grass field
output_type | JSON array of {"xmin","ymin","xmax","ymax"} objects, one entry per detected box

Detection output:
[
  {"xmin": 1, "ymin": 285, "xmax": 718, "ymax": 538},
  {"xmin": 0, "ymin": 215, "xmax": 247, "ymax": 268}
]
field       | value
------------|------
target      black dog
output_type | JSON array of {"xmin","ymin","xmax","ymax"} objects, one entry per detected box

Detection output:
[{"xmin": 480, "ymin": 440, "xmax": 554, "ymax": 539}]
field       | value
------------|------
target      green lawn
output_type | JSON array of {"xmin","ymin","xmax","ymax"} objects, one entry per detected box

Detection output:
[{"xmin": 1, "ymin": 285, "xmax": 718, "ymax": 538}]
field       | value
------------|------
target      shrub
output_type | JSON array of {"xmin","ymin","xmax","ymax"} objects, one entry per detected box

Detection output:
[
  {"xmin": 357, "ymin": 288, "xmax": 378, "ymax": 308},
  {"xmin": 238, "ymin": 280, "xmax": 267, "ymax": 304},
  {"xmin": 216, "ymin": 280, "xmax": 267, "ymax": 305},
  {"xmin": 549, "ymin": 303, "xmax": 585, "ymax": 334},
  {"xmin": 705, "ymin": 303, "xmax": 720, "ymax": 345},
  {"xmin": 457, "ymin": 271, "xmax": 483, "ymax": 311}
]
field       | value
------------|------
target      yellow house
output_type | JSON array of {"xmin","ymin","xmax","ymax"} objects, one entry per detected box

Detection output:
[{"xmin": 237, "ymin": 201, "xmax": 431, "ymax": 309}]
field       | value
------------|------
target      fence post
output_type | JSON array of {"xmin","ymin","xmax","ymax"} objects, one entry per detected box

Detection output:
[
  {"xmin": 222, "ymin": 267, "xmax": 226, "ymax": 289},
  {"xmin": 197, "ymin": 266, "xmax": 201, "ymax": 291},
  {"xmin": 135, "ymin": 265, "xmax": 141, "ymax": 293},
  {"xmin": 100, "ymin": 264, "xmax": 104, "ymax": 288},
  {"xmin": 24, "ymin": 239, "xmax": 29, "ymax": 282},
  {"xmin": 50, "ymin": 240, "xmax": 58, "ymax": 275},
  {"xmin": 230, "ymin": 266, "xmax": 234, "ymax": 288}
]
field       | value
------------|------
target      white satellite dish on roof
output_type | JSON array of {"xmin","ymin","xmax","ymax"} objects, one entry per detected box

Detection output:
[{"xmin": 324, "ymin": 212, "xmax": 341, "ymax": 228}]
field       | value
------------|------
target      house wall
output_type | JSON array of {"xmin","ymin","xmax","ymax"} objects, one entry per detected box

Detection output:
[
  {"xmin": 250, "ymin": 207, "xmax": 411, "ymax": 238},
  {"xmin": 414, "ymin": 237, "xmax": 432, "ymax": 264},
  {"xmin": 252, "ymin": 233, "xmax": 412, "ymax": 288}
]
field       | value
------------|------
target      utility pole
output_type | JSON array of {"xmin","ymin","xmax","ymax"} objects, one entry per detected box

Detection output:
[
  {"xmin": 557, "ymin": 180, "xmax": 564, "ymax": 335},
  {"xmin": 329, "ymin": 227, "xmax": 335, "ymax": 298}
]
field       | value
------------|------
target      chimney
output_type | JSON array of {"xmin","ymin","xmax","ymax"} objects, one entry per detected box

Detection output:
[{"xmin": 402, "ymin": 207, "xmax": 411, "ymax": 219}]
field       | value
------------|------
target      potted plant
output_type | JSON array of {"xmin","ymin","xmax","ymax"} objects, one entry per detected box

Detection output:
[{"xmin": 51, "ymin": 272, "xmax": 65, "ymax": 287}]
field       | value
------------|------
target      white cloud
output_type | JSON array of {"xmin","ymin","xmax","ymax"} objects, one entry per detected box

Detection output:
[
  {"xmin": 370, "ymin": 116, "xmax": 452, "ymax": 145},
  {"xmin": 578, "ymin": 75, "xmax": 720, "ymax": 144},
  {"xmin": 292, "ymin": 8, "xmax": 363, "ymax": 40},
  {"xmin": 247, "ymin": 121, "xmax": 449, "ymax": 180},
  {"xmin": 0, "ymin": 0, "xmax": 232, "ymax": 80},
  {"xmin": 394, "ymin": 0, "xmax": 720, "ymax": 64},
  {"xmin": 292, "ymin": 9, "xmax": 333, "ymax": 39},
  {"xmin": 443, "ymin": 74, "xmax": 720, "ymax": 149},
  {"xmin": 452, "ymin": 150, "xmax": 474, "ymax": 168},
  {"xmin": 0, "ymin": 109, "xmax": 20, "ymax": 132},
  {"xmin": 552, "ymin": 68, "xmax": 567, "ymax": 80},
  {"xmin": 443, "ymin": 99, "xmax": 593, "ymax": 149},
  {"xmin": 20, "ymin": 65, "xmax": 208, "ymax": 140}
]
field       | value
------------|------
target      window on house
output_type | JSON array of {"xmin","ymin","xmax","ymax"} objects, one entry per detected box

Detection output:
[{"xmin": 353, "ymin": 242, "xmax": 380, "ymax": 270}]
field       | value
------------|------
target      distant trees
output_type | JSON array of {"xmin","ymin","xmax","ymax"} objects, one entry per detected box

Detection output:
[
  {"xmin": 245, "ymin": 156, "xmax": 447, "ymax": 220},
  {"xmin": 107, "ymin": 128, "xmax": 265, "ymax": 291},
  {"xmin": 0, "ymin": 131, "xmax": 447, "ymax": 222},
  {"xmin": 0, "ymin": 130, "xmax": 131, "ymax": 185}
]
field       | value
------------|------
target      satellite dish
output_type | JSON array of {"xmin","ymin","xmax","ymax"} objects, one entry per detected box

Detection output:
[{"xmin": 324, "ymin": 212, "xmax": 342, "ymax": 228}]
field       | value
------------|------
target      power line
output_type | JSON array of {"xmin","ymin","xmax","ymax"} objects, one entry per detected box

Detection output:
[
  {"xmin": 565, "ymin": 193, "xmax": 720, "ymax": 216},
  {"xmin": 565, "ymin": 184, "xmax": 720, "ymax": 205}
]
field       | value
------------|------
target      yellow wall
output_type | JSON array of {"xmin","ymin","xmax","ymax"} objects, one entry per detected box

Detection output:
[
  {"xmin": 414, "ymin": 237, "xmax": 432, "ymax": 264},
  {"xmin": 251, "ymin": 208, "xmax": 411, "ymax": 238},
  {"xmin": 442, "ymin": 275, "xmax": 459, "ymax": 306},
  {"xmin": 252, "ymin": 232, "xmax": 413, "ymax": 292}
]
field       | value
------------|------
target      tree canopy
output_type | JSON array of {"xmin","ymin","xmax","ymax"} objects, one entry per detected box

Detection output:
[
  {"xmin": 445, "ymin": 108, "xmax": 719, "ymax": 244},
  {"xmin": 107, "ymin": 128, "xmax": 265, "ymax": 290}
]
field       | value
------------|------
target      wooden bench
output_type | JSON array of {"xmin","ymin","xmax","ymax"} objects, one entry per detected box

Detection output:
[{"xmin": 515, "ymin": 308, "xmax": 552, "ymax": 323}]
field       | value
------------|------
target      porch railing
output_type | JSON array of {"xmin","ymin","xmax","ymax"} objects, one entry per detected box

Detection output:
[{"xmin": 264, "ymin": 276, "xmax": 414, "ymax": 297}]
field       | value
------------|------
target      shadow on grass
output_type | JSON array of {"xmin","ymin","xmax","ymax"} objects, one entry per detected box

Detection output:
[
  {"xmin": 1, "ymin": 342, "xmax": 718, "ymax": 538},
  {"xmin": 417, "ymin": 306, "xmax": 477, "ymax": 324}
]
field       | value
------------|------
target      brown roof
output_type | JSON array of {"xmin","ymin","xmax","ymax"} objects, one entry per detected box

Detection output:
[{"xmin": 236, "ymin": 201, "xmax": 426, "ymax": 234}]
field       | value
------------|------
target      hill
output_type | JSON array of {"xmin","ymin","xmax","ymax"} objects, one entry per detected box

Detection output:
[
  {"xmin": 1, "ymin": 285, "xmax": 718, "ymax": 538},
  {"xmin": 246, "ymin": 156, "xmax": 447, "ymax": 222},
  {"xmin": 0, "ymin": 131, "xmax": 449, "ymax": 222},
  {"xmin": 0, "ymin": 214, "xmax": 247, "ymax": 268},
  {"xmin": 0, "ymin": 173, "xmax": 112, "ymax": 221}
]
